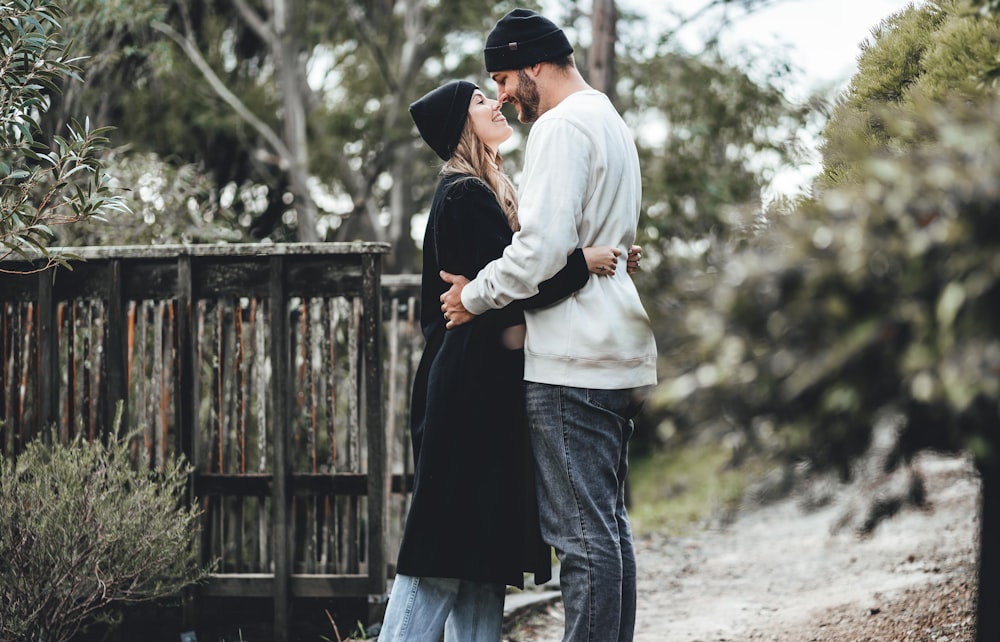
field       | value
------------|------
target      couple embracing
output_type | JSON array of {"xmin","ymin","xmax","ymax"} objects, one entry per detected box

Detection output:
[{"xmin": 380, "ymin": 8, "xmax": 657, "ymax": 642}]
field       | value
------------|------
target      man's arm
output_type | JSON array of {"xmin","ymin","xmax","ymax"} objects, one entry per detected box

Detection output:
[
  {"xmin": 459, "ymin": 119, "xmax": 592, "ymax": 316},
  {"xmin": 441, "ymin": 245, "xmax": 621, "ymax": 329}
]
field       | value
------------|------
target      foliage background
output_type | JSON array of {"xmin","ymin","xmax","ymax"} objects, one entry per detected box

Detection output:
[
  {"xmin": 6, "ymin": 0, "xmax": 1000, "ymax": 636},
  {"xmin": 9, "ymin": 0, "xmax": 999, "ymax": 544}
]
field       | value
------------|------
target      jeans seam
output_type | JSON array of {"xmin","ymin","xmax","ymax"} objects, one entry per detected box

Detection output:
[
  {"xmin": 560, "ymin": 387, "xmax": 597, "ymax": 642},
  {"xmin": 396, "ymin": 576, "xmax": 420, "ymax": 640},
  {"xmin": 468, "ymin": 580, "xmax": 480, "ymax": 634}
]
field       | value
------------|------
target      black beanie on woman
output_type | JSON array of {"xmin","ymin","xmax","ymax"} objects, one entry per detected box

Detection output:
[
  {"xmin": 484, "ymin": 8, "xmax": 573, "ymax": 73},
  {"xmin": 408, "ymin": 80, "xmax": 478, "ymax": 161}
]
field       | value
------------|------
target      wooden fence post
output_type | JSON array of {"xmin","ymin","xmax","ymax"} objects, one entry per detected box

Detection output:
[
  {"xmin": 269, "ymin": 256, "xmax": 291, "ymax": 642},
  {"xmin": 362, "ymin": 252, "xmax": 387, "ymax": 614},
  {"xmin": 36, "ymin": 270, "xmax": 56, "ymax": 444},
  {"xmin": 105, "ymin": 259, "xmax": 128, "ymax": 439}
]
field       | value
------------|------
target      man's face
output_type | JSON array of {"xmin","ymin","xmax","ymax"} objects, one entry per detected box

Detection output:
[{"xmin": 491, "ymin": 68, "xmax": 541, "ymax": 124}]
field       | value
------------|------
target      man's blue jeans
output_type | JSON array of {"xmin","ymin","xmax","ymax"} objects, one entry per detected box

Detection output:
[
  {"xmin": 526, "ymin": 383, "xmax": 641, "ymax": 642},
  {"xmin": 377, "ymin": 573, "xmax": 505, "ymax": 642}
]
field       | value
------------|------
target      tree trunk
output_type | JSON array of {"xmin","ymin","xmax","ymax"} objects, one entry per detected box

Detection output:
[
  {"xmin": 272, "ymin": 0, "xmax": 319, "ymax": 242},
  {"xmin": 977, "ymin": 454, "xmax": 999, "ymax": 642},
  {"xmin": 590, "ymin": 0, "xmax": 617, "ymax": 104},
  {"xmin": 387, "ymin": 155, "xmax": 417, "ymax": 273}
]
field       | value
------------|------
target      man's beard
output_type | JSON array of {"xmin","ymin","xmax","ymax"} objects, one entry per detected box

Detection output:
[{"xmin": 514, "ymin": 69, "xmax": 541, "ymax": 123}]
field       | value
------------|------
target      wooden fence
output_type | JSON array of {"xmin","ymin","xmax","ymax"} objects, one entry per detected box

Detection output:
[{"xmin": 0, "ymin": 243, "xmax": 424, "ymax": 641}]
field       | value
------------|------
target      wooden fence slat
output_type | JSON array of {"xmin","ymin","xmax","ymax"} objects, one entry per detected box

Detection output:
[
  {"xmin": 192, "ymin": 471, "xmax": 412, "ymax": 496},
  {"xmin": 105, "ymin": 260, "xmax": 127, "ymax": 438},
  {"xmin": 362, "ymin": 253, "xmax": 386, "ymax": 598},
  {"xmin": 269, "ymin": 256, "xmax": 290, "ymax": 642},
  {"xmin": 177, "ymin": 256, "xmax": 195, "ymax": 467},
  {"xmin": 37, "ymin": 270, "xmax": 56, "ymax": 443}
]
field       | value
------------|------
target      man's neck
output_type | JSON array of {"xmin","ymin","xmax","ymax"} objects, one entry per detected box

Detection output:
[{"xmin": 539, "ymin": 69, "xmax": 592, "ymax": 116}]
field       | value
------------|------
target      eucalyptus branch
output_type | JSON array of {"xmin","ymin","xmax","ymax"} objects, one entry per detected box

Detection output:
[
  {"xmin": 232, "ymin": 0, "xmax": 274, "ymax": 47},
  {"xmin": 1, "ymin": 0, "xmax": 126, "ymax": 273},
  {"xmin": 150, "ymin": 19, "xmax": 322, "ymax": 219},
  {"xmin": 150, "ymin": 21, "xmax": 293, "ymax": 168}
]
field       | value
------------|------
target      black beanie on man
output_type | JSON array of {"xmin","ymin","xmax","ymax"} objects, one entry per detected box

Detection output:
[
  {"xmin": 484, "ymin": 8, "xmax": 573, "ymax": 73},
  {"xmin": 408, "ymin": 80, "xmax": 478, "ymax": 161}
]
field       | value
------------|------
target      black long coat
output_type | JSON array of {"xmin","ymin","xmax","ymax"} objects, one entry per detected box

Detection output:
[{"xmin": 395, "ymin": 174, "xmax": 589, "ymax": 588}]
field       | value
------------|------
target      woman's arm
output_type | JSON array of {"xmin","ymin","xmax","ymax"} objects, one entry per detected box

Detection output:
[{"xmin": 522, "ymin": 245, "xmax": 621, "ymax": 310}]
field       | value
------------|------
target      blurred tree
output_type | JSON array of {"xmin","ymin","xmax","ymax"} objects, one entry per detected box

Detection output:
[
  {"xmin": 589, "ymin": 0, "xmax": 617, "ymax": 100},
  {"xmin": 42, "ymin": 0, "xmax": 539, "ymax": 271},
  {"xmin": 53, "ymin": 152, "xmax": 247, "ymax": 246},
  {"xmin": 645, "ymin": 2, "xmax": 999, "ymax": 638},
  {"xmin": 820, "ymin": 0, "xmax": 1000, "ymax": 186},
  {"xmin": 592, "ymin": 1, "xmax": 814, "ymax": 454},
  {"xmin": 623, "ymin": 48, "xmax": 812, "ymax": 243},
  {"xmin": 546, "ymin": 0, "xmax": 812, "ymax": 313},
  {"xmin": 38, "ymin": 0, "xmax": 805, "ymax": 273},
  {"xmin": 0, "ymin": 0, "xmax": 127, "ymax": 272},
  {"xmin": 971, "ymin": 0, "xmax": 1000, "ymax": 15}
]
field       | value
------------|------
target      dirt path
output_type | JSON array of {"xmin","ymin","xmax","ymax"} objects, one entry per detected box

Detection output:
[{"xmin": 504, "ymin": 451, "xmax": 980, "ymax": 642}]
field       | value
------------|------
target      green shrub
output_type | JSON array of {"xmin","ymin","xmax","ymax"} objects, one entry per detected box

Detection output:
[{"xmin": 0, "ymin": 426, "xmax": 208, "ymax": 642}]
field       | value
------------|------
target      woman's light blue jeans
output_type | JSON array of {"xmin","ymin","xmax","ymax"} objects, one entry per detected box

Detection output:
[
  {"xmin": 526, "ymin": 383, "xmax": 641, "ymax": 642},
  {"xmin": 377, "ymin": 573, "xmax": 506, "ymax": 642}
]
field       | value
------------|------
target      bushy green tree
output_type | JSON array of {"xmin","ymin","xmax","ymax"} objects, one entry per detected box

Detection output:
[
  {"xmin": 646, "ymin": 2, "xmax": 999, "ymax": 638},
  {"xmin": 0, "ymin": 426, "xmax": 208, "ymax": 642},
  {"xmin": 0, "ymin": 0, "xmax": 126, "ymax": 271},
  {"xmin": 820, "ymin": 0, "xmax": 1000, "ymax": 187}
]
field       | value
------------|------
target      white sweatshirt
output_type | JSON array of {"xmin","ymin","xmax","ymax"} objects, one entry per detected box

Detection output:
[{"xmin": 461, "ymin": 89, "xmax": 658, "ymax": 390}]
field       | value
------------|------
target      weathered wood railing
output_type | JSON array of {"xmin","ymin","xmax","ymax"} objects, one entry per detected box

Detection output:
[{"xmin": 0, "ymin": 243, "xmax": 424, "ymax": 641}]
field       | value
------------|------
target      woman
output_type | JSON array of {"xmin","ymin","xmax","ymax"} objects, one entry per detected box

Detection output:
[{"xmin": 378, "ymin": 80, "xmax": 625, "ymax": 641}]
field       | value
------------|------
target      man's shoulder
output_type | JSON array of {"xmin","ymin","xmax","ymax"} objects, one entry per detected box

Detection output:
[
  {"xmin": 549, "ymin": 89, "xmax": 611, "ymax": 114},
  {"xmin": 536, "ymin": 91, "xmax": 621, "ymax": 132}
]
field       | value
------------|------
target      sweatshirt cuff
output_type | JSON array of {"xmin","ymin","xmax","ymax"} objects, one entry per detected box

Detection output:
[{"xmin": 460, "ymin": 279, "xmax": 491, "ymax": 316}]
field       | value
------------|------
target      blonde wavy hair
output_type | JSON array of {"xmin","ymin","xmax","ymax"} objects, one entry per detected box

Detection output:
[{"xmin": 442, "ymin": 122, "xmax": 520, "ymax": 231}]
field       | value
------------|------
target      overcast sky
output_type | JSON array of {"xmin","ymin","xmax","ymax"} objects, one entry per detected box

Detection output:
[{"xmin": 704, "ymin": 0, "xmax": 921, "ymax": 101}]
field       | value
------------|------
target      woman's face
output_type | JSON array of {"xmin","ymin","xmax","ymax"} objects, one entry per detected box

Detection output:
[{"xmin": 467, "ymin": 90, "xmax": 512, "ymax": 151}]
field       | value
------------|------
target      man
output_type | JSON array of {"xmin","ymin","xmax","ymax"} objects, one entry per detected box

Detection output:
[{"xmin": 438, "ymin": 8, "xmax": 658, "ymax": 642}]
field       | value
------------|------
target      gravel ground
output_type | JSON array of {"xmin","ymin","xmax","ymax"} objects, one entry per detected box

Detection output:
[{"xmin": 504, "ymin": 451, "xmax": 980, "ymax": 642}]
